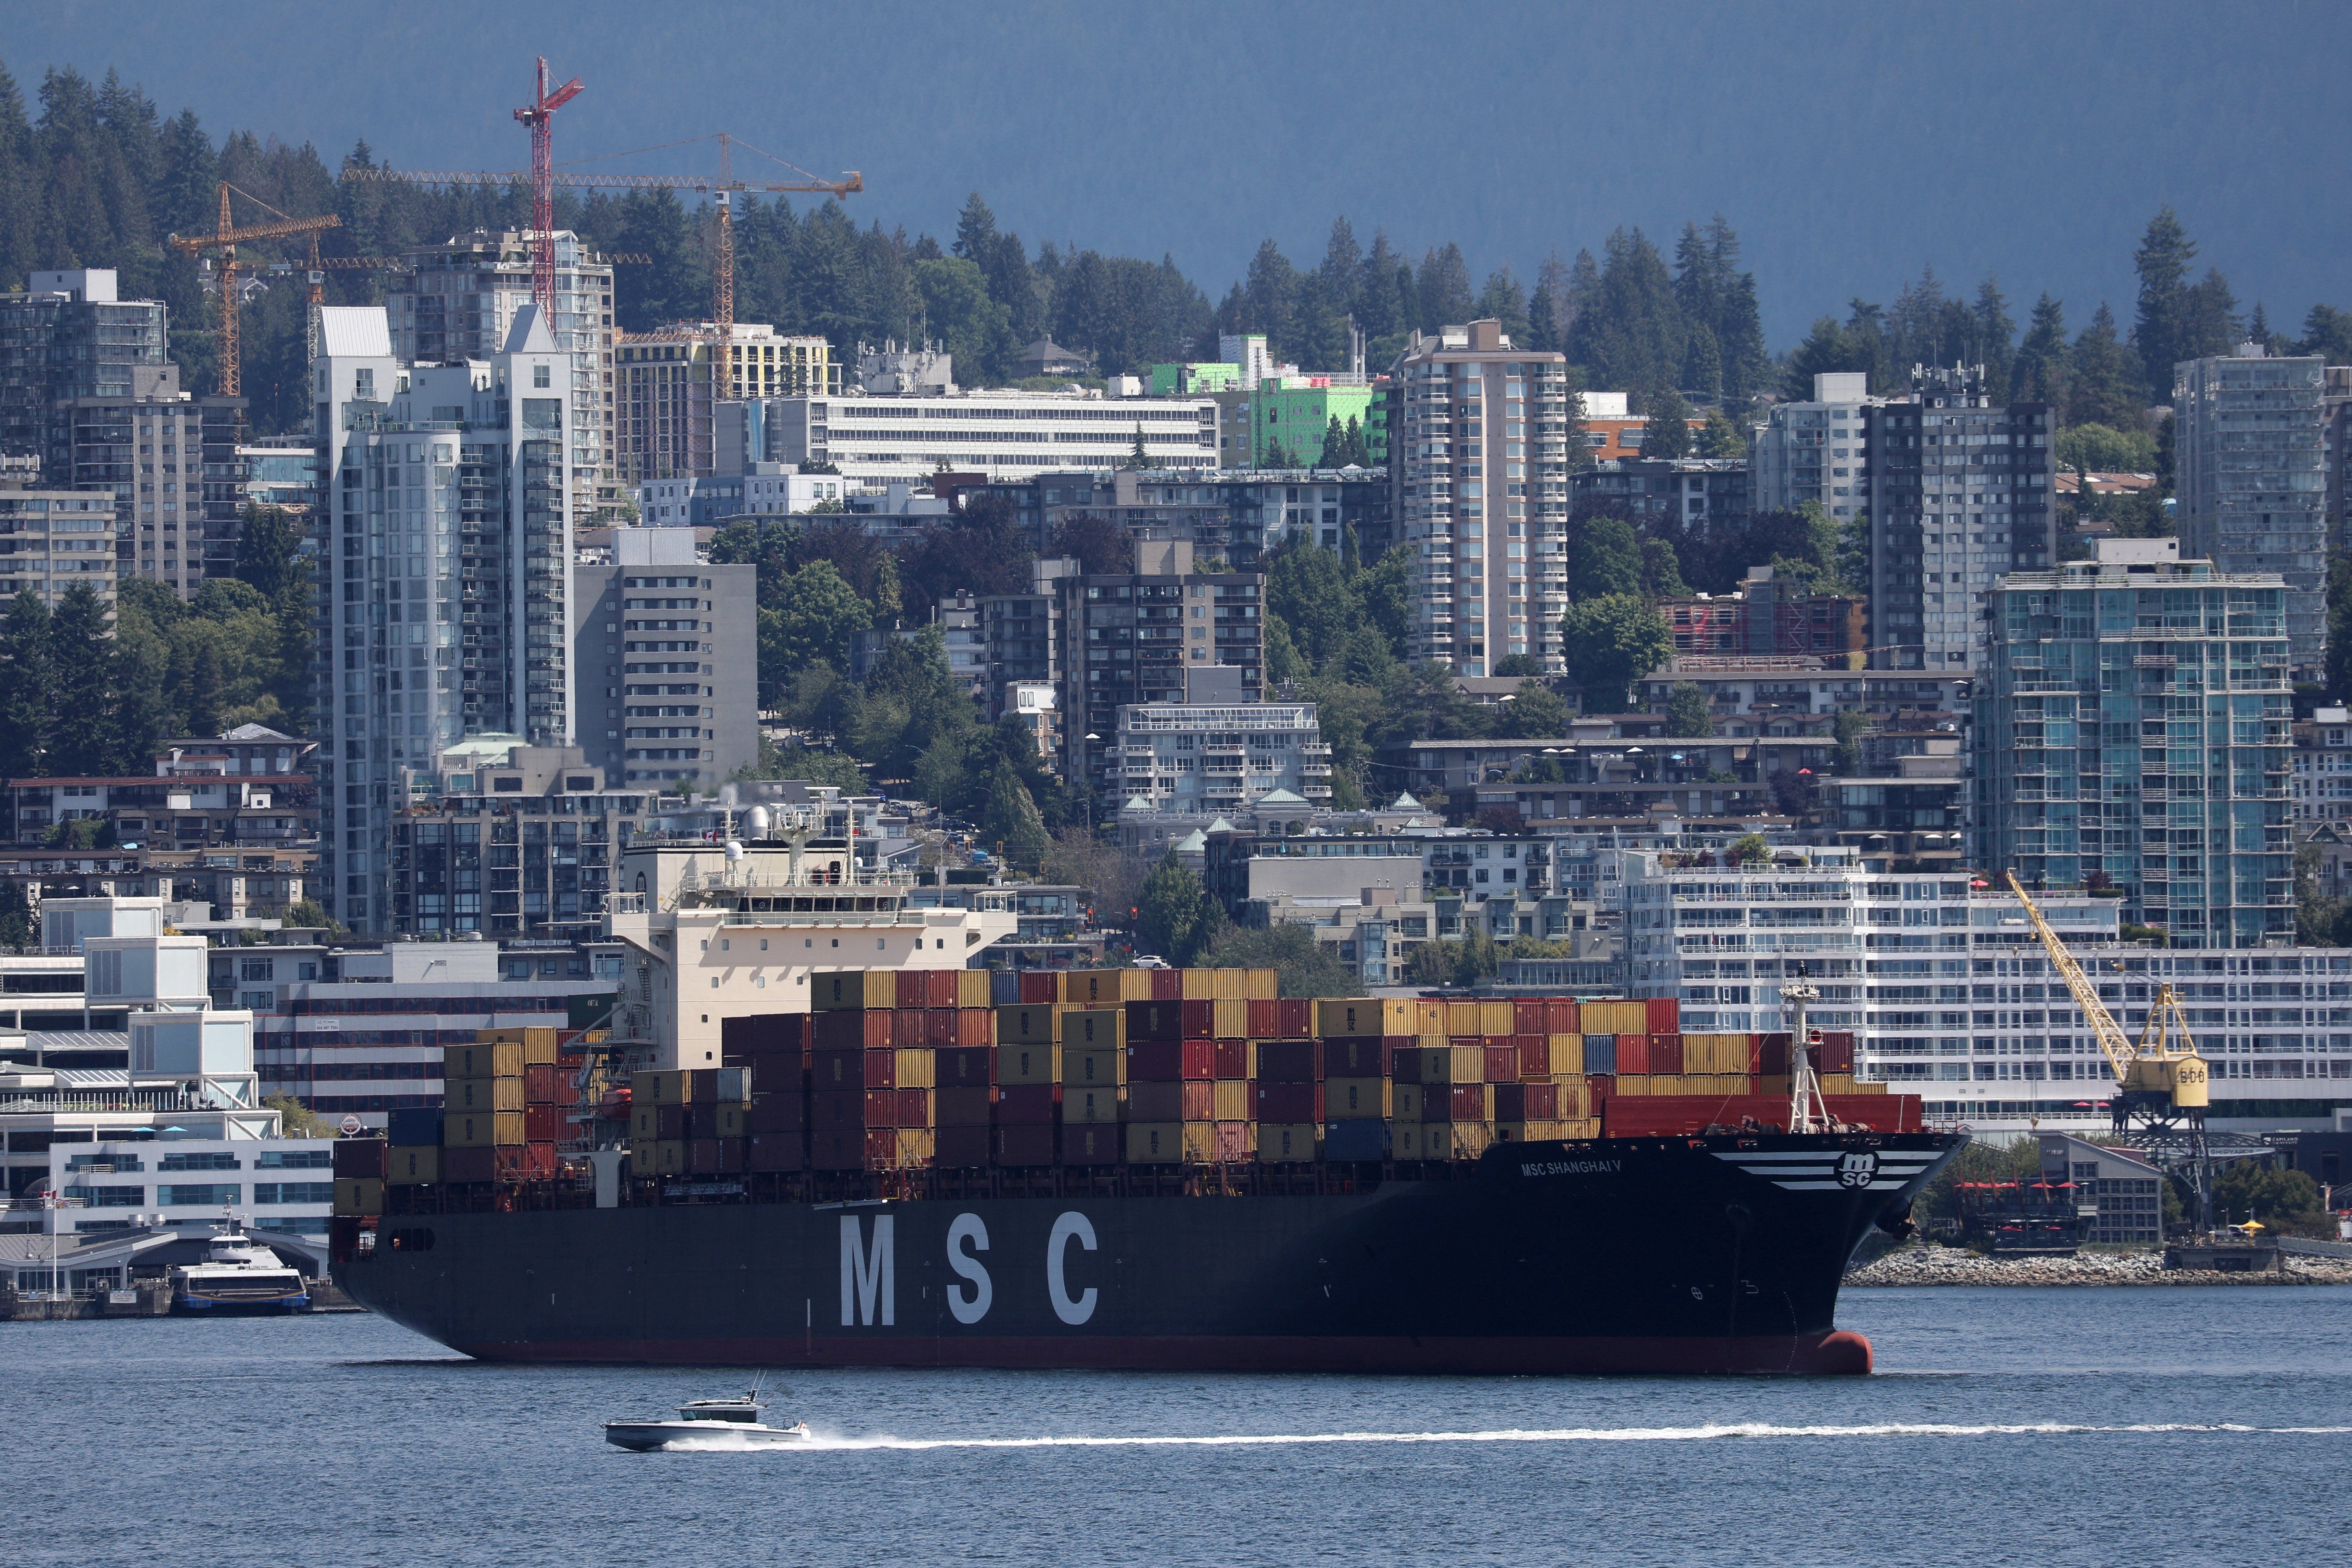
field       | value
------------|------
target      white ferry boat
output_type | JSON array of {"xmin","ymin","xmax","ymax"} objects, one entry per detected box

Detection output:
[{"xmin": 169, "ymin": 1217, "xmax": 310, "ymax": 1314}]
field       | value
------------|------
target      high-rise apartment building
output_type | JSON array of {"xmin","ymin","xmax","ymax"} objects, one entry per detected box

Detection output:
[
  {"xmin": 570, "ymin": 526, "xmax": 758, "ymax": 791},
  {"xmin": 0, "ymin": 270, "xmax": 171, "ymax": 471},
  {"xmin": 615, "ymin": 325, "xmax": 834, "ymax": 484},
  {"xmin": 58, "ymin": 363, "xmax": 244, "ymax": 594},
  {"xmin": 2174, "ymin": 345, "xmax": 2328, "ymax": 676},
  {"xmin": 0, "ymin": 483, "xmax": 118, "ymax": 609},
  {"xmin": 1748, "ymin": 372, "xmax": 1879, "ymax": 519},
  {"xmin": 1385, "ymin": 321, "xmax": 1572, "ymax": 674},
  {"xmin": 311, "ymin": 304, "xmax": 575, "ymax": 933},
  {"xmin": 1862, "ymin": 364, "xmax": 2056, "ymax": 669},
  {"xmin": 1971, "ymin": 539, "xmax": 2293, "ymax": 949},
  {"xmin": 385, "ymin": 231, "xmax": 616, "ymax": 518}
]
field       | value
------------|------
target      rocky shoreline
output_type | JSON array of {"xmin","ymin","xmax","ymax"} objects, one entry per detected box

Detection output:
[{"xmin": 1847, "ymin": 1244, "xmax": 2352, "ymax": 1287}]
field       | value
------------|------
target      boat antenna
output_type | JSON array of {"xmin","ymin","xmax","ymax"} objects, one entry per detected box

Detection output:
[{"xmin": 1779, "ymin": 961, "xmax": 1827, "ymax": 1135}]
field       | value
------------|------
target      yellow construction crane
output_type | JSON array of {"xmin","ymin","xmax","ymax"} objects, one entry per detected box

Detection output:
[
  {"xmin": 2004, "ymin": 871, "xmax": 2210, "ymax": 1131},
  {"xmin": 167, "ymin": 181, "xmax": 342, "ymax": 398}
]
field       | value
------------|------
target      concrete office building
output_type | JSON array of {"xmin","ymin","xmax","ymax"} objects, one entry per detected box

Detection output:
[
  {"xmin": 311, "ymin": 304, "xmax": 576, "ymax": 934},
  {"xmin": 1972, "ymin": 539, "xmax": 2293, "ymax": 948},
  {"xmin": 57, "ymin": 363, "xmax": 244, "ymax": 592},
  {"xmin": 1863, "ymin": 364, "xmax": 2057, "ymax": 670},
  {"xmin": 763, "ymin": 390, "xmax": 1219, "ymax": 485},
  {"xmin": 1748, "ymin": 371, "xmax": 1881, "ymax": 519},
  {"xmin": 1385, "ymin": 321, "xmax": 1574, "ymax": 674},
  {"xmin": 0, "ymin": 483, "xmax": 118, "ymax": 610},
  {"xmin": 386, "ymin": 230, "xmax": 618, "ymax": 518},
  {"xmin": 570, "ymin": 526, "xmax": 757, "ymax": 791},
  {"xmin": 0, "ymin": 270, "xmax": 171, "ymax": 471},
  {"xmin": 616, "ymin": 326, "xmax": 834, "ymax": 485},
  {"xmin": 2174, "ymin": 345, "xmax": 2328, "ymax": 676}
]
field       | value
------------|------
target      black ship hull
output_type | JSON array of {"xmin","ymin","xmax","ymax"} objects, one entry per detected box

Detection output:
[{"xmin": 335, "ymin": 1132, "xmax": 1961, "ymax": 1376}]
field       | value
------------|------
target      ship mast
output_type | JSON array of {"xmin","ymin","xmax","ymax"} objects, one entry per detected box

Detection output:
[{"xmin": 1780, "ymin": 965, "xmax": 1829, "ymax": 1134}]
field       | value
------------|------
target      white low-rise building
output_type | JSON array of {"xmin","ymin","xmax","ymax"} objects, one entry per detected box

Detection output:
[
  {"xmin": 763, "ymin": 391, "xmax": 1219, "ymax": 483},
  {"xmin": 1111, "ymin": 698, "xmax": 1332, "ymax": 815}
]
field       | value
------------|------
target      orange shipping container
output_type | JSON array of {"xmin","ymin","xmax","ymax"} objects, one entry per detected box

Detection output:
[{"xmin": 1212, "ymin": 1121, "xmax": 1255, "ymax": 1161}]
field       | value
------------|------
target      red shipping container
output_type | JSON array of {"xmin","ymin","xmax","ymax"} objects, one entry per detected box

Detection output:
[
  {"xmin": 810, "ymin": 1089, "xmax": 866, "ymax": 1132},
  {"xmin": 688, "ymin": 1138, "xmax": 722, "ymax": 1174},
  {"xmin": 748, "ymin": 1131, "xmax": 803, "ymax": 1172},
  {"xmin": 1814, "ymin": 1031, "xmax": 1856, "ymax": 1074},
  {"xmin": 1493, "ymin": 1081, "xmax": 1529, "ymax": 1121},
  {"xmin": 1256, "ymin": 1082, "xmax": 1315, "ymax": 1122},
  {"xmin": 1181, "ymin": 1080, "xmax": 1214, "ymax": 1120},
  {"xmin": 862, "ymin": 1129, "xmax": 900, "ymax": 1169},
  {"xmin": 1129, "ymin": 1080, "xmax": 1183, "ymax": 1121},
  {"xmin": 1149, "ymin": 968, "xmax": 1184, "ymax": 1001},
  {"xmin": 1646, "ymin": 997, "xmax": 1680, "ymax": 1033},
  {"xmin": 1513, "ymin": 999, "xmax": 1546, "ymax": 1034},
  {"xmin": 895, "ymin": 1088, "xmax": 932, "ymax": 1127},
  {"xmin": 331, "ymin": 1139, "xmax": 386, "ymax": 1179},
  {"xmin": 1126, "ymin": 1000, "xmax": 1183, "ymax": 1042},
  {"xmin": 1752, "ymin": 1034, "xmax": 1791, "ymax": 1076},
  {"xmin": 996, "ymin": 1084, "xmax": 1059, "ymax": 1125},
  {"xmin": 1616, "ymin": 1033, "xmax": 1651, "ymax": 1074},
  {"xmin": 813, "ymin": 1010, "xmax": 892, "ymax": 1053},
  {"xmin": 655, "ymin": 1104, "xmax": 687, "ymax": 1139},
  {"xmin": 1061, "ymin": 1123, "xmax": 1120, "ymax": 1166},
  {"xmin": 954, "ymin": 1008, "xmax": 995, "ymax": 1048},
  {"xmin": 863, "ymin": 1048, "xmax": 898, "ymax": 1089},
  {"xmin": 1545, "ymin": 998, "xmax": 1579, "ymax": 1034},
  {"xmin": 523, "ymin": 1063, "xmax": 563, "ymax": 1105},
  {"xmin": 1587, "ymin": 1073, "xmax": 1616, "ymax": 1102},
  {"xmin": 936, "ymin": 1125, "xmax": 990, "ymax": 1168},
  {"xmin": 1212, "ymin": 1039, "xmax": 1249, "ymax": 1078},
  {"xmin": 1247, "ymin": 999, "xmax": 1281, "ymax": 1038},
  {"xmin": 1515, "ymin": 1036, "xmax": 1551, "ymax": 1079},
  {"xmin": 1127, "ymin": 1040, "xmax": 1183, "ymax": 1080},
  {"xmin": 525, "ymin": 1103, "xmax": 563, "ymax": 1143},
  {"xmin": 1277, "ymin": 999, "xmax": 1313, "ymax": 1037},
  {"xmin": 1650, "ymin": 1033, "xmax": 1684, "ymax": 1074},
  {"xmin": 749, "ymin": 1092, "xmax": 803, "ymax": 1133},
  {"xmin": 918, "ymin": 1008, "xmax": 951, "ymax": 1049},
  {"xmin": 1019, "ymin": 972, "xmax": 1061, "ymax": 1004},
  {"xmin": 1322, "ymin": 1036, "xmax": 1388, "ymax": 1076},
  {"xmin": 808, "ymin": 1127, "xmax": 862, "ymax": 1171},
  {"xmin": 863, "ymin": 1089, "xmax": 897, "ymax": 1126},
  {"xmin": 937, "ymin": 1047, "xmax": 995, "ymax": 1086},
  {"xmin": 1448, "ymin": 1084, "xmax": 1488, "ymax": 1120},
  {"xmin": 1181, "ymin": 999, "xmax": 1218, "ymax": 1040},
  {"xmin": 1255, "ymin": 1040, "xmax": 1320, "ymax": 1082},
  {"xmin": 1483, "ymin": 1045, "xmax": 1518, "ymax": 1083},
  {"xmin": 993, "ymin": 1124, "xmax": 1055, "ymax": 1166},
  {"xmin": 523, "ymin": 1141, "xmax": 560, "ymax": 1180},
  {"xmin": 1213, "ymin": 1122, "xmax": 1252, "ymax": 1162},
  {"xmin": 1181, "ymin": 1039, "xmax": 1218, "ymax": 1079},
  {"xmin": 688, "ymin": 1068, "xmax": 720, "ymax": 1101},
  {"xmin": 937, "ymin": 1085, "xmax": 994, "ymax": 1127}
]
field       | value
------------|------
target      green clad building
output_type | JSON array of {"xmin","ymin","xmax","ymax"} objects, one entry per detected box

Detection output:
[{"xmin": 1247, "ymin": 377, "xmax": 1387, "ymax": 469}]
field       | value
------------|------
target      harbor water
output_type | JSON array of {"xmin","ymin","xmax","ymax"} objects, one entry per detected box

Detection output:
[{"xmin": 5, "ymin": 1286, "xmax": 2348, "ymax": 1566}]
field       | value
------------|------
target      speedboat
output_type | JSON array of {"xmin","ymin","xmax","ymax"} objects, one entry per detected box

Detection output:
[{"xmin": 604, "ymin": 1393, "xmax": 813, "ymax": 1451}]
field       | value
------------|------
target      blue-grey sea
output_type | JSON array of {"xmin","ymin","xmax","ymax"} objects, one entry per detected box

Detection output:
[{"xmin": 6, "ymin": 1287, "xmax": 2349, "ymax": 1566}]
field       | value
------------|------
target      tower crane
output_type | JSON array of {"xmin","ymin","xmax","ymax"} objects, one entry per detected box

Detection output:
[
  {"xmin": 166, "ymin": 181, "xmax": 341, "ymax": 398},
  {"xmin": 2005, "ymin": 870, "xmax": 2212, "ymax": 1226}
]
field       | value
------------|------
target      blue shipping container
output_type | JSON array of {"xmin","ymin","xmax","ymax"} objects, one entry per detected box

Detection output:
[
  {"xmin": 989, "ymin": 968, "xmax": 1024, "ymax": 1006},
  {"xmin": 1322, "ymin": 1118, "xmax": 1389, "ymax": 1161},
  {"xmin": 1583, "ymin": 1034, "xmax": 1617, "ymax": 1074},
  {"xmin": 386, "ymin": 1108, "xmax": 443, "ymax": 1146}
]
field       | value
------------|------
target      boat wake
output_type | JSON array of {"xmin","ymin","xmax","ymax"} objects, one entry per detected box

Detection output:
[{"xmin": 651, "ymin": 1420, "xmax": 2352, "ymax": 1452}]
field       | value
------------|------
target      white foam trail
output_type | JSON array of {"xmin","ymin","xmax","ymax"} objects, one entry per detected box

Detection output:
[{"xmin": 649, "ymin": 1421, "xmax": 2352, "ymax": 1453}]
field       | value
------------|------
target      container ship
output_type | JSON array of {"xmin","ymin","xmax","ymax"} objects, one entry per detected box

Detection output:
[{"xmin": 330, "ymin": 970, "xmax": 1959, "ymax": 1375}]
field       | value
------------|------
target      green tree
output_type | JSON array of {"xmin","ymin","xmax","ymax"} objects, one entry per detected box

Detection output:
[
  {"xmin": 2130, "ymin": 206, "xmax": 2197, "ymax": 404},
  {"xmin": 734, "ymin": 736, "xmax": 871, "ymax": 795},
  {"xmin": 2327, "ymin": 552, "xmax": 2352, "ymax": 704},
  {"xmin": 2012, "ymin": 293, "xmax": 2070, "ymax": 405},
  {"xmin": 1569, "ymin": 515, "xmax": 1644, "ymax": 600},
  {"xmin": 2057, "ymin": 424, "xmax": 2159, "ymax": 474},
  {"xmin": 1730, "ymin": 833, "xmax": 1771, "ymax": 864},
  {"xmin": 1262, "ymin": 434, "xmax": 1300, "ymax": 470},
  {"xmin": 1663, "ymin": 681, "xmax": 1713, "ymax": 737},
  {"xmin": 1639, "ymin": 386, "xmax": 1692, "ymax": 458},
  {"xmin": 46, "ymin": 582, "xmax": 115, "ymax": 775},
  {"xmin": 1695, "ymin": 408, "xmax": 1746, "ymax": 459},
  {"xmin": 758, "ymin": 560, "xmax": 872, "ymax": 699},
  {"xmin": 0, "ymin": 589, "xmax": 53, "ymax": 777},
  {"xmin": 1493, "ymin": 679, "xmax": 1571, "ymax": 739},
  {"xmin": 2069, "ymin": 304, "xmax": 2146, "ymax": 431},
  {"xmin": 1203, "ymin": 921, "xmax": 1366, "ymax": 998},
  {"xmin": 1832, "ymin": 708, "xmax": 1868, "ymax": 773},
  {"xmin": 233, "ymin": 503, "xmax": 306, "ymax": 600},
  {"xmin": 0, "ymin": 880, "xmax": 33, "ymax": 953},
  {"xmin": 1405, "ymin": 937, "xmax": 1460, "ymax": 987},
  {"xmin": 2212, "ymin": 1162, "xmax": 2329, "ymax": 1235},
  {"xmin": 1559, "ymin": 593, "xmax": 1671, "ymax": 714},
  {"xmin": 1125, "ymin": 422, "xmax": 1149, "ymax": 468},
  {"xmin": 1640, "ymin": 536, "xmax": 1687, "ymax": 597},
  {"xmin": 1137, "ymin": 851, "xmax": 1207, "ymax": 963},
  {"xmin": 265, "ymin": 1093, "xmax": 335, "ymax": 1138},
  {"xmin": 982, "ymin": 758, "xmax": 1051, "ymax": 870}
]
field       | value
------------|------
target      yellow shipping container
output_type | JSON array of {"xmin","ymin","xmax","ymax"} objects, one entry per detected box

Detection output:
[
  {"xmin": 1614, "ymin": 1073, "xmax": 1655, "ymax": 1097},
  {"xmin": 446, "ymin": 1075, "xmax": 523, "ymax": 1114},
  {"xmin": 893, "ymin": 1048, "xmax": 937, "ymax": 1088},
  {"xmin": 811, "ymin": 971, "xmax": 897, "ymax": 1010},
  {"xmin": 1064, "ymin": 1085, "xmax": 1121, "ymax": 1124},
  {"xmin": 635, "ymin": 1069, "xmax": 693, "ymax": 1105},
  {"xmin": 1211, "ymin": 1078, "xmax": 1250, "ymax": 1121},
  {"xmin": 1400, "ymin": 1045, "xmax": 1452, "ymax": 1084},
  {"xmin": 1128, "ymin": 1122, "xmax": 1185, "ymax": 1163},
  {"xmin": 1058, "ymin": 1008, "xmax": 1127, "ymax": 1048},
  {"xmin": 1315, "ymin": 998, "xmax": 1411, "ymax": 1038},
  {"xmin": 1259, "ymin": 1123, "xmax": 1318, "ymax": 1163},
  {"xmin": 1325, "ymin": 1077, "xmax": 1389, "ymax": 1118},
  {"xmin": 1581, "ymin": 1000, "xmax": 1647, "ymax": 1035},
  {"xmin": 1061, "ymin": 1046, "xmax": 1123, "ymax": 1088},
  {"xmin": 1756, "ymin": 1074, "xmax": 1792, "ymax": 1097},
  {"xmin": 1495, "ymin": 1121, "xmax": 1560, "ymax": 1145},
  {"xmin": 332, "ymin": 1177, "xmax": 383, "ymax": 1215},
  {"xmin": 1683, "ymin": 1033, "xmax": 1750, "ymax": 1075},
  {"xmin": 1239, "ymin": 967, "xmax": 1279, "ymax": 1001},
  {"xmin": 879, "ymin": 1128, "xmax": 935, "ymax": 1168},
  {"xmin": 1819, "ymin": 1073, "xmax": 1884, "ymax": 1096},
  {"xmin": 650, "ymin": 1139, "xmax": 688, "ymax": 1175},
  {"xmin": 1548, "ymin": 1034, "xmax": 1585, "ymax": 1075},
  {"xmin": 444, "ymin": 1110, "xmax": 526, "ymax": 1147},
  {"xmin": 997, "ymin": 1004, "xmax": 1064, "ymax": 1043},
  {"xmin": 472, "ymin": 1026, "xmax": 558, "ymax": 1065},
  {"xmin": 627, "ymin": 1137, "xmax": 653, "ymax": 1173},
  {"xmin": 1390, "ymin": 1120, "xmax": 1437, "ymax": 1160},
  {"xmin": 1680, "ymin": 1073, "xmax": 1751, "ymax": 1099},
  {"xmin": 385, "ymin": 1145, "xmax": 439, "ymax": 1185},
  {"xmin": 1181, "ymin": 1121, "xmax": 1217, "ymax": 1161},
  {"xmin": 444, "ymin": 1041, "xmax": 522, "ymax": 1079},
  {"xmin": 1556, "ymin": 1116, "xmax": 1602, "ymax": 1141},
  {"xmin": 716, "ymin": 1103, "xmax": 749, "ymax": 1138},
  {"xmin": 1208, "ymin": 997, "xmax": 1249, "ymax": 1039},
  {"xmin": 1552, "ymin": 1077, "xmax": 1591, "ymax": 1121},
  {"xmin": 951, "ymin": 971, "xmax": 994, "ymax": 1008},
  {"xmin": 1392, "ymin": 1081, "xmax": 1427, "ymax": 1121},
  {"xmin": 1448, "ymin": 1044, "xmax": 1487, "ymax": 1083},
  {"xmin": 999, "ymin": 1041, "xmax": 1061, "ymax": 1085},
  {"xmin": 1475, "ymin": 1001, "xmax": 1514, "ymax": 1037},
  {"xmin": 1443, "ymin": 1000, "xmax": 1482, "ymax": 1036},
  {"xmin": 1066, "ymin": 968, "xmax": 1154, "ymax": 1004},
  {"xmin": 1447, "ymin": 1121, "xmax": 1493, "ymax": 1160}
]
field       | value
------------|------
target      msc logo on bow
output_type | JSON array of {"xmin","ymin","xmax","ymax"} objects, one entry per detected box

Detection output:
[{"xmin": 1835, "ymin": 1151, "xmax": 1879, "ymax": 1189}]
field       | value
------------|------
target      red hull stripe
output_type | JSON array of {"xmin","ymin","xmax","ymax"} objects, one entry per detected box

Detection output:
[{"xmin": 452, "ymin": 1329, "xmax": 1874, "ymax": 1377}]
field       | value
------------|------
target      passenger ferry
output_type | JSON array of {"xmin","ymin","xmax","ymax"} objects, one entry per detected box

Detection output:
[{"xmin": 170, "ymin": 1216, "xmax": 310, "ymax": 1314}]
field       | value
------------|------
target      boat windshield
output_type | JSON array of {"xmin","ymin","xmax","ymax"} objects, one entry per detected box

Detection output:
[{"xmin": 681, "ymin": 1403, "xmax": 761, "ymax": 1423}]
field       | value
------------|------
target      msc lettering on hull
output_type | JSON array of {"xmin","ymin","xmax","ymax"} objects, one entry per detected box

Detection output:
[{"xmin": 835, "ymin": 1210, "xmax": 1103, "ymax": 1329}]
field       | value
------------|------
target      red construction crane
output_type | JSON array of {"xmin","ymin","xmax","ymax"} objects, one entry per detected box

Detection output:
[
  {"xmin": 513, "ymin": 56, "xmax": 584, "ymax": 314},
  {"xmin": 166, "ymin": 181, "xmax": 341, "ymax": 398}
]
